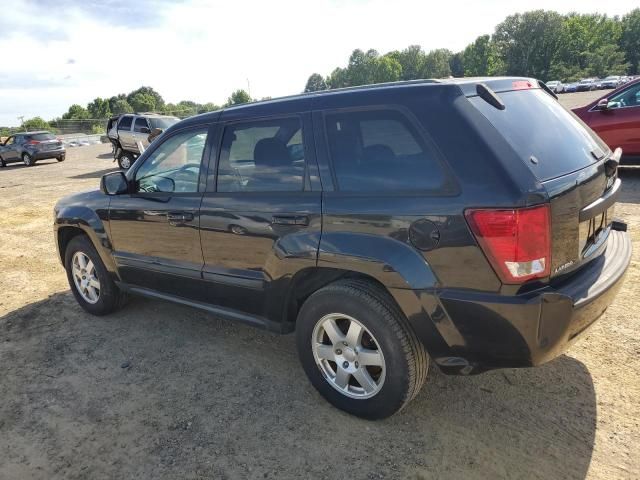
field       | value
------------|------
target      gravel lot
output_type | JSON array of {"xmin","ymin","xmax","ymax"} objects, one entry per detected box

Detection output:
[{"xmin": 1, "ymin": 91, "xmax": 638, "ymax": 479}]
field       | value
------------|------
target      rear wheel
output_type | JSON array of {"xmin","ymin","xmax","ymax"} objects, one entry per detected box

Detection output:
[
  {"xmin": 64, "ymin": 235, "xmax": 126, "ymax": 315},
  {"xmin": 22, "ymin": 153, "xmax": 35, "ymax": 166},
  {"xmin": 0, "ymin": 157, "xmax": 5, "ymax": 167},
  {"xmin": 118, "ymin": 151, "xmax": 134, "ymax": 170},
  {"xmin": 296, "ymin": 280, "xmax": 429, "ymax": 419},
  {"xmin": 57, "ymin": 154, "xmax": 65, "ymax": 162}
]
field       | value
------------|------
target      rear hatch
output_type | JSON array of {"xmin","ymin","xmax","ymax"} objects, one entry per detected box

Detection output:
[
  {"xmin": 468, "ymin": 83, "xmax": 618, "ymax": 280},
  {"xmin": 27, "ymin": 132, "xmax": 62, "ymax": 151}
]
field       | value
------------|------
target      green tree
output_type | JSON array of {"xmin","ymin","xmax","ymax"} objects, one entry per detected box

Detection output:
[
  {"xmin": 449, "ymin": 52, "xmax": 465, "ymax": 77},
  {"xmin": 585, "ymin": 43, "xmax": 629, "ymax": 77},
  {"xmin": 326, "ymin": 67, "xmax": 350, "ymax": 88},
  {"xmin": 87, "ymin": 97, "xmax": 111, "ymax": 118},
  {"xmin": 493, "ymin": 10, "xmax": 564, "ymax": 79},
  {"xmin": 621, "ymin": 9, "xmax": 640, "ymax": 74},
  {"xmin": 225, "ymin": 89, "xmax": 252, "ymax": 106},
  {"xmin": 304, "ymin": 73, "xmax": 328, "ymax": 92},
  {"xmin": 111, "ymin": 98, "xmax": 134, "ymax": 115},
  {"xmin": 198, "ymin": 102, "xmax": 220, "ymax": 113},
  {"xmin": 62, "ymin": 104, "xmax": 89, "ymax": 120},
  {"xmin": 423, "ymin": 49, "xmax": 452, "ymax": 78},
  {"xmin": 372, "ymin": 55, "xmax": 402, "ymax": 83},
  {"xmin": 387, "ymin": 45, "xmax": 426, "ymax": 80},
  {"xmin": 464, "ymin": 35, "xmax": 503, "ymax": 76},
  {"xmin": 128, "ymin": 92, "xmax": 156, "ymax": 112},
  {"xmin": 126, "ymin": 86, "xmax": 164, "ymax": 110},
  {"xmin": 22, "ymin": 117, "xmax": 50, "ymax": 131}
]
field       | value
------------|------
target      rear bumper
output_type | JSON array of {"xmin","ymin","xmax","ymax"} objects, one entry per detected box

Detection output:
[
  {"xmin": 32, "ymin": 148, "xmax": 65, "ymax": 159},
  {"xmin": 408, "ymin": 230, "xmax": 631, "ymax": 375}
]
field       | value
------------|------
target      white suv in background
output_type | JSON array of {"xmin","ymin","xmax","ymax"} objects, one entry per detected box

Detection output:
[{"xmin": 112, "ymin": 113, "xmax": 179, "ymax": 169}]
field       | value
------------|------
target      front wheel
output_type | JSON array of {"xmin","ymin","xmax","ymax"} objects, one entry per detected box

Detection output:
[
  {"xmin": 64, "ymin": 235, "xmax": 126, "ymax": 315},
  {"xmin": 296, "ymin": 280, "xmax": 429, "ymax": 419},
  {"xmin": 0, "ymin": 157, "xmax": 5, "ymax": 168},
  {"xmin": 57, "ymin": 154, "xmax": 65, "ymax": 162}
]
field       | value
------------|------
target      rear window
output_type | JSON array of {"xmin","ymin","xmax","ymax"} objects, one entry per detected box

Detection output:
[
  {"xmin": 27, "ymin": 133, "xmax": 55, "ymax": 141},
  {"xmin": 469, "ymin": 89, "xmax": 608, "ymax": 181}
]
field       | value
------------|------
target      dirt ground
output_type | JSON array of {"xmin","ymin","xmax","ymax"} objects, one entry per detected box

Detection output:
[{"xmin": 1, "ymin": 91, "xmax": 638, "ymax": 480}]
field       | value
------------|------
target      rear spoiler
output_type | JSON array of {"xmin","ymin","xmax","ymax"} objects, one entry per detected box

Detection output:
[{"xmin": 457, "ymin": 78, "xmax": 543, "ymax": 97}]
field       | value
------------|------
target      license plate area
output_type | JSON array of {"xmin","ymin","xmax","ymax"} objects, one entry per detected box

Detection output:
[{"xmin": 580, "ymin": 206, "xmax": 613, "ymax": 259}]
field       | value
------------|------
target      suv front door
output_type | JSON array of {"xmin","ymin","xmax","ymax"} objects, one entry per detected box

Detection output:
[
  {"xmin": 132, "ymin": 117, "xmax": 151, "ymax": 152},
  {"xmin": 108, "ymin": 125, "xmax": 212, "ymax": 298},
  {"xmin": 1, "ymin": 136, "xmax": 19, "ymax": 163},
  {"xmin": 199, "ymin": 113, "xmax": 322, "ymax": 322}
]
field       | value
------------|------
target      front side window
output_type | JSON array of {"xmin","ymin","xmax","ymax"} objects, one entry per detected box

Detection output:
[
  {"xmin": 608, "ymin": 83, "xmax": 640, "ymax": 109},
  {"xmin": 217, "ymin": 117, "xmax": 305, "ymax": 192},
  {"xmin": 135, "ymin": 128, "xmax": 207, "ymax": 193},
  {"xmin": 325, "ymin": 109, "xmax": 445, "ymax": 192},
  {"xmin": 5, "ymin": 136, "xmax": 14, "ymax": 145},
  {"xmin": 133, "ymin": 118, "xmax": 150, "ymax": 132},
  {"xmin": 118, "ymin": 116, "xmax": 133, "ymax": 130}
]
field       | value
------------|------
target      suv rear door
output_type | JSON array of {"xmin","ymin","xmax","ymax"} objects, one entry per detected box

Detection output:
[
  {"xmin": 117, "ymin": 115, "xmax": 134, "ymax": 149},
  {"xmin": 132, "ymin": 117, "xmax": 151, "ymax": 152},
  {"xmin": 198, "ymin": 110, "xmax": 322, "ymax": 321}
]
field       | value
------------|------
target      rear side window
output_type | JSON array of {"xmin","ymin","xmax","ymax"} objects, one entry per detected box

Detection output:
[
  {"xmin": 324, "ymin": 109, "xmax": 445, "ymax": 192},
  {"xmin": 118, "ymin": 116, "xmax": 133, "ymax": 130},
  {"xmin": 217, "ymin": 117, "xmax": 305, "ymax": 192},
  {"xmin": 469, "ymin": 89, "xmax": 608, "ymax": 181}
]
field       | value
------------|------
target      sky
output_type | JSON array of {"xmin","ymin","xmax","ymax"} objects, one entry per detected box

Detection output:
[{"xmin": 0, "ymin": 0, "xmax": 637, "ymax": 126}]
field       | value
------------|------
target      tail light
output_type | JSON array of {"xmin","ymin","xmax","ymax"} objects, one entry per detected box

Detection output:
[
  {"xmin": 27, "ymin": 140, "xmax": 40, "ymax": 145},
  {"xmin": 465, "ymin": 205, "xmax": 551, "ymax": 284}
]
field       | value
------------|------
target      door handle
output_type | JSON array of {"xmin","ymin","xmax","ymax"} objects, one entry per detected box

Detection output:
[
  {"xmin": 271, "ymin": 215, "xmax": 309, "ymax": 226},
  {"xmin": 167, "ymin": 212, "xmax": 194, "ymax": 225}
]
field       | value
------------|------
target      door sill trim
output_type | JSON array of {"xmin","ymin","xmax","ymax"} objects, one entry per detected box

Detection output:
[{"xmin": 116, "ymin": 283, "xmax": 282, "ymax": 332}]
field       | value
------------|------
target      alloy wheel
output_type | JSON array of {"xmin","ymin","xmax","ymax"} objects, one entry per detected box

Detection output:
[
  {"xmin": 71, "ymin": 251, "xmax": 101, "ymax": 304},
  {"xmin": 311, "ymin": 313, "xmax": 386, "ymax": 399}
]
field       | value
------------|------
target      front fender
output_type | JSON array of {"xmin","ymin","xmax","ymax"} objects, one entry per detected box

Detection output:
[{"xmin": 54, "ymin": 203, "xmax": 118, "ymax": 275}]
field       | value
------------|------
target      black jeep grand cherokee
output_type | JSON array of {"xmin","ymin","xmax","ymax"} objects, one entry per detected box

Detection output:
[{"xmin": 54, "ymin": 78, "xmax": 631, "ymax": 419}]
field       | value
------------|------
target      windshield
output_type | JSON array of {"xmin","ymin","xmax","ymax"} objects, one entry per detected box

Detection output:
[
  {"xmin": 469, "ymin": 89, "xmax": 608, "ymax": 181},
  {"xmin": 149, "ymin": 117, "xmax": 179, "ymax": 129},
  {"xmin": 604, "ymin": 76, "xmax": 619, "ymax": 81},
  {"xmin": 580, "ymin": 79, "xmax": 592, "ymax": 84}
]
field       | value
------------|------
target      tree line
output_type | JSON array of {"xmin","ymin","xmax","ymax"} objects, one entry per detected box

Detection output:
[
  {"xmin": 305, "ymin": 8, "xmax": 640, "ymax": 91},
  {"xmin": 3, "ymin": 88, "xmax": 254, "ymax": 136}
]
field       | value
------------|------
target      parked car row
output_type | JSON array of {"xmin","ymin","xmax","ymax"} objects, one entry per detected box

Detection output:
[{"xmin": 545, "ymin": 75, "xmax": 638, "ymax": 93}]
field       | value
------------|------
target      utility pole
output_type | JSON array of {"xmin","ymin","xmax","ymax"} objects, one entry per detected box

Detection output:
[
  {"xmin": 246, "ymin": 78, "xmax": 251, "ymax": 97},
  {"xmin": 17, "ymin": 116, "xmax": 25, "ymax": 130}
]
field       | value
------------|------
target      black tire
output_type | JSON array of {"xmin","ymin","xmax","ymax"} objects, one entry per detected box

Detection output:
[
  {"xmin": 117, "ymin": 151, "xmax": 134, "ymax": 170},
  {"xmin": 22, "ymin": 153, "xmax": 35, "ymax": 167},
  {"xmin": 57, "ymin": 154, "xmax": 65, "ymax": 162},
  {"xmin": 0, "ymin": 157, "xmax": 5, "ymax": 168},
  {"xmin": 64, "ymin": 235, "xmax": 126, "ymax": 316},
  {"xmin": 296, "ymin": 279, "xmax": 429, "ymax": 419}
]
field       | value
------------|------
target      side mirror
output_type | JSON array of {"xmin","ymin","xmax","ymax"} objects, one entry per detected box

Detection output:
[
  {"xmin": 140, "ymin": 127, "xmax": 150, "ymax": 134},
  {"xmin": 101, "ymin": 171, "xmax": 129, "ymax": 195},
  {"xmin": 596, "ymin": 98, "xmax": 609, "ymax": 110}
]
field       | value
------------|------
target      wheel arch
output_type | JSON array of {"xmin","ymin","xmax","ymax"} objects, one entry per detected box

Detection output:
[{"xmin": 55, "ymin": 207, "xmax": 118, "ymax": 275}]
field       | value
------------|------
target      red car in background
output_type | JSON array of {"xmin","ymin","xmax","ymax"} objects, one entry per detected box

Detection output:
[{"xmin": 573, "ymin": 78, "xmax": 640, "ymax": 164}]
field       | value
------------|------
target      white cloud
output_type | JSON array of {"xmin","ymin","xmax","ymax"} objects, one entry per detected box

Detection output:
[{"xmin": 0, "ymin": 0, "xmax": 637, "ymax": 126}]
